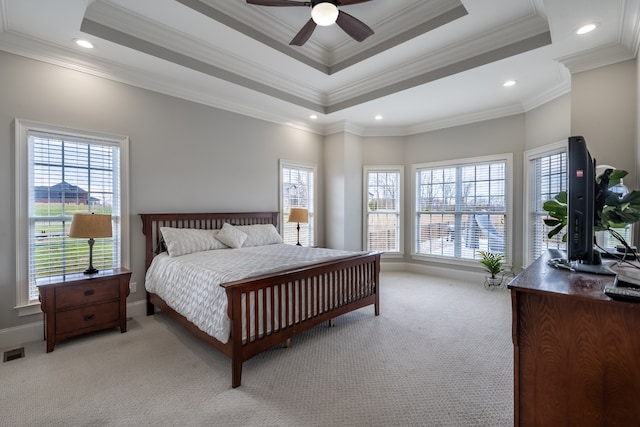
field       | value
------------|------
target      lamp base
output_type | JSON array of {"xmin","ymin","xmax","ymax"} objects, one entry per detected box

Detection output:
[{"xmin": 83, "ymin": 267, "xmax": 99, "ymax": 275}]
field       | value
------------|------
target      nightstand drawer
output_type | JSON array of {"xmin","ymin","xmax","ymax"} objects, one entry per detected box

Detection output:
[
  {"xmin": 55, "ymin": 301, "xmax": 120, "ymax": 334},
  {"xmin": 55, "ymin": 279, "xmax": 119, "ymax": 309}
]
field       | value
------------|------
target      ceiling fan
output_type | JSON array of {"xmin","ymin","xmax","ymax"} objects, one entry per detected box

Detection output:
[{"xmin": 246, "ymin": 0, "xmax": 375, "ymax": 46}]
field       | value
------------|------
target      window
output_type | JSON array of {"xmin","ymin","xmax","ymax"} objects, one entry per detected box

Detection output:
[
  {"xmin": 15, "ymin": 119, "xmax": 129, "ymax": 313},
  {"xmin": 280, "ymin": 160, "xmax": 315, "ymax": 246},
  {"xmin": 524, "ymin": 142, "xmax": 566, "ymax": 266},
  {"xmin": 413, "ymin": 154, "xmax": 511, "ymax": 263},
  {"xmin": 364, "ymin": 166, "xmax": 403, "ymax": 253}
]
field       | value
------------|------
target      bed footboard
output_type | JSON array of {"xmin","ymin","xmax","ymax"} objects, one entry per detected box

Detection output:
[
  {"xmin": 140, "ymin": 212, "xmax": 381, "ymax": 388},
  {"xmin": 222, "ymin": 252, "xmax": 381, "ymax": 388}
]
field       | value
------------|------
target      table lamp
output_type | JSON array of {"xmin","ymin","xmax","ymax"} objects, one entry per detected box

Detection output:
[
  {"xmin": 69, "ymin": 213, "xmax": 112, "ymax": 274},
  {"xmin": 288, "ymin": 208, "xmax": 308, "ymax": 246}
]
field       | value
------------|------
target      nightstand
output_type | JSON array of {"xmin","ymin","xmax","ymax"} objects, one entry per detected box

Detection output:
[{"xmin": 37, "ymin": 268, "xmax": 131, "ymax": 352}]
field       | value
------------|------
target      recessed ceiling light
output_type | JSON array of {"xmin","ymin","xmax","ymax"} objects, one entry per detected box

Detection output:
[
  {"xmin": 309, "ymin": 114, "xmax": 318, "ymax": 120},
  {"xmin": 576, "ymin": 23, "xmax": 597, "ymax": 35},
  {"xmin": 374, "ymin": 115, "xmax": 383, "ymax": 120},
  {"xmin": 74, "ymin": 39, "xmax": 94, "ymax": 49},
  {"xmin": 503, "ymin": 80, "xmax": 517, "ymax": 87}
]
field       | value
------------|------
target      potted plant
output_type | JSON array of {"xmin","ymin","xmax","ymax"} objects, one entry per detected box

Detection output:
[
  {"xmin": 479, "ymin": 250, "xmax": 504, "ymax": 286},
  {"xmin": 543, "ymin": 169, "xmax": 640, "ymax": 247}
]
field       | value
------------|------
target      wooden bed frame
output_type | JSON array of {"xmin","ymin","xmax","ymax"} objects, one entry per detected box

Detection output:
[{"xmin": 140, "ymin": 212, "xmax": 381, "ymax": 388}]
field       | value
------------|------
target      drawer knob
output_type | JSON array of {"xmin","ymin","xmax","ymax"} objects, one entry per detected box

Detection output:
[
  {"xmin": 84, "ymin": 289, "xmax": 95, "ymax": 297},
  {"xmin": 84, "ymin": 314, "xmax": 95, "ymax": 321}
]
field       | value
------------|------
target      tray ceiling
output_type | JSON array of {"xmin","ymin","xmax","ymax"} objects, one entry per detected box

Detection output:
[{"xmin": 1, "ymin": 0, "xmax": 638, "ymax": 135}]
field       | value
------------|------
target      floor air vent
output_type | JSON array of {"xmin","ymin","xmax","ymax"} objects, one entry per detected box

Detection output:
[{"xmin": 3, "ymin": 347, "xmax": 25, "ymax": 362}]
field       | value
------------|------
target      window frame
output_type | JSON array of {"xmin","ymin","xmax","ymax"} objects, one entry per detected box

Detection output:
[
  {"xmin": 15, "ymin": 119, "xmax": 130, "ymax": 316},
  {"xmin": 363, "ymin": 165, "xmax": 404, "ymax": 256},
  {"xmin": 279, "ymin": 159, "xmax": 316, "ymax": 246},
  {"xmin": 411, "ymin": 153, "xmax": 513, "ymax": 268},
  {"xmin": 523, "ymin": 141, "xmax": 567, "ymax": 267}
]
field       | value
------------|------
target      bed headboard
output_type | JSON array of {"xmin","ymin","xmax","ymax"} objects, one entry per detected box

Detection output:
[{"xmin": 139, "ymin": 212, "xmax": 279, "ymax": 271}]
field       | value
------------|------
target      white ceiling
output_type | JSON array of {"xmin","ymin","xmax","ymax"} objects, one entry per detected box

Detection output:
[{"xmin": 0, "ymin": 0, "xmax": 639, "ymax": 136}]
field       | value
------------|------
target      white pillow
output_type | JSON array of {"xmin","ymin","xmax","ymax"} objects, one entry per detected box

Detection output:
[
  {"xmin": 236, "ymin": 224, "xmax": 283, "ymax": 247},
  {"xmin": 215, "ymin": 223, "xmax": 248, "ymax": 249},
  {"xmin": 160, "ymin": 227, "xmax": 227, "ymax": 257}
]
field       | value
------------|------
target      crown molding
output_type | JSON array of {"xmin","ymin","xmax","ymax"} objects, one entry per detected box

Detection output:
[
  {"xmin": 558, "ymin": 0, "xmax": 640, "ymax": 74},
  {"xmin": 327, "ymin": 31, "xmax": 551, "ymax": 113},
  {"xmin": 328, "ymin": 2, "xmax": 467, "ymax": 70},
  {"xmin": 0, "ymin": 31, "xmax": 323, "ymax": 135},
  {"xmin": 84, "ymin": 1, "xmax": 326, "ymax": 105},
  {"xmin": 556, "ymin": 42, "xmax": 635, "ymax": 74},
  {"xmin": 405, "ymin": 104, "xmax": 526, "ymax": 136},
  {"xmin": 621, "ymin": 0, "xmax": 640, "ymax": 56},
  {"xmin": 327, "ymin": 13, "xmax": 550, "ymax": 104},
  {"xmin": 521, "ymin": 64, "xmax": 571, "ymax": 112},
  {"xmin": 210, "ymin": 0, "xmax": 464, "ymax": 68}
]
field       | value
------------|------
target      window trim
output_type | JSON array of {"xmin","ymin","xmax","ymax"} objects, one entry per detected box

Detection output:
[
  {"xmin": 523, "ymin": 141, "xmax": 567, "ymax": 268},
  {"xmin": 410, "ymin": 153, "xmax": 513, "ymax": 268},
  {"xmin": 362, "ymin": 165, "xmax": 404, "ymax": 257},
  {"xmin": 14, "ymin": 118, "xmax": 130, "ymax": 315},
  {"xmin": 278, "ymin": 159, "xmax": 317, "ymax": 246}
]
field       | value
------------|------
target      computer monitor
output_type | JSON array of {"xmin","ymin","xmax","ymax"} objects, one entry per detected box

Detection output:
[{"xmin": 566, "ymin": 136, "xmax": 615, "ymax": 275}]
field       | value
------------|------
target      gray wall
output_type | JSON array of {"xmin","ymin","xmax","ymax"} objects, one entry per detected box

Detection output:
[
  {"xmin": 0, "ymin": 51, "xmax": 324, "ymax": 330},
  {"xmin": 571, "ymin": 60, "xmax": 637, "ymax": 185},
  {"xmin": 525, "ymin": 94, "xmax": 571, "ymax": 150},
  {"xmin": 1, "ymin": 50, "xmax": 637, "ymax": 333}
]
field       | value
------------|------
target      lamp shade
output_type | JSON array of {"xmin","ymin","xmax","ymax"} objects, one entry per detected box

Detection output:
[
  {"xmin": 311, "ymin": 2, "xmax": 339, "ymax": 26},
  {"xmin": 69, "ymin": 213, "xmax": 112, "ymax": 238},
  {"xmin": 288, "ymin": 208, "xmax": 308, "ymax": 224}
]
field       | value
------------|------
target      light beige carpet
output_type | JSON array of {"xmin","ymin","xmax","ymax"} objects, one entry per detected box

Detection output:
[{"xmin": 1, "ymin": 272, "xmax": 513, "ymax": 426}]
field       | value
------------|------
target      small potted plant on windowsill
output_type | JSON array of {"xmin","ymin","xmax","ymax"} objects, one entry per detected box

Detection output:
[{"xmin": 479, "ymin": 250, "xmax": 504, "ymax": 287}]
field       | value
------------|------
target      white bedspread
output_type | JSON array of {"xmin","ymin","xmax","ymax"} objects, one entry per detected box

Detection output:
[{"xmin": 145, "ymin": 244, "xmax": 360, "ymax": 343}]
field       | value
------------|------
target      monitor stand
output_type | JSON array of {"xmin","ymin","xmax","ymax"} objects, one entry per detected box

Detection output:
[
  {"xmin": 570, "ymin": 250, "xmax": 616, "ymax": 275},
  {"xmin": 571, "ymin": 261, "xmax": 616, "ymax": 275}
]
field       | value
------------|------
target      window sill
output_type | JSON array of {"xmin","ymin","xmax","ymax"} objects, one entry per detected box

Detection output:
[
  {"xmin": 15, "ymin": 303, "xmax": 42, "ymax": 317},
  {"xmin": 410, "ymin": 253, "xmax": 484, "ymax": 270},
  {"xmin": 380, "ymin": 252, "xmax": 404, "ymax": 259}
]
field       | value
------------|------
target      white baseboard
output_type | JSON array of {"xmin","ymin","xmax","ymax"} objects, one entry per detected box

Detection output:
[
  {"xmin": 0, "ymin": 299, "xmax": 148, "ymax": 352},
  {"xmin": 381, "ymin": 260, "xmax": 487, "ymax": 283}
]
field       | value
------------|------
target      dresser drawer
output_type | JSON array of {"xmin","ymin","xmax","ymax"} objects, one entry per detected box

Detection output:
[
  {"xmin": 55, "ymin": 301, "xmax": 120, "ymax": 334},
  {"xmin": 55, "ymin": 279, "xmax": 120, "ymax": 309}
]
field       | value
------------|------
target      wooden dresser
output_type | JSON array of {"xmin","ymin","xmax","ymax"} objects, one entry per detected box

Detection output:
[
  {"xmin": 37, "ymin": 268, "xmax": 131, "ymax": 352},
  {"xmin": 508, "ymin": 251, "xmax": 640, "ymax": 426}
]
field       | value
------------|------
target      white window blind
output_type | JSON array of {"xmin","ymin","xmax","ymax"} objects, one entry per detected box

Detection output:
[
  {"xmin": 528, "ymin": 149, "xmax": 566, "ymax": 265},
  {"xmin": 415, "ymin": 158, "xmax": 507, "ymax": 261},
  {"xmin": 280, "ymin": 161, "xmax": 315, "ymax": 246},
  {"xmin": 15, "ymin": 119, "xmax": 129, "ymax": 310},
  {"xmin": 365, "ymin": 167, "xmax": 402, "ymax": 253}
]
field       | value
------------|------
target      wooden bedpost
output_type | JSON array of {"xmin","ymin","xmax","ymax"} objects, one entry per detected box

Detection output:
[
  {"xmin": 227, "ymin": 286, "xmax": 244, "ymax": 388},
  {"xmin": 140, "ymin": 213, "xmax": 156, "ymax": 316},
  {"xmin": 146, "ymin": 293, "xmax": 155, "ymax": 316},
  {"xmin": 374, "ymin": 252, "xmax": 381, "ymax": 316}
]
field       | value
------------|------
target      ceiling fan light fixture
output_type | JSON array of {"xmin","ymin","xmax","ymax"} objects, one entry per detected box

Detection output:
[{"xmin": 311, "ymin": 2, "xmax": 339, "ymax": 26}]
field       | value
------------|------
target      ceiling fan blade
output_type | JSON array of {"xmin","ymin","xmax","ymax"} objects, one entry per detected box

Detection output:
[
  {"xmin": 290, "ymin": 18, "xmax": 317, "ymax": 46},
  {"xmin": 338, "ymin": 0, "xmax": 373, "ymax": 5},
  {"xmin": 246, "ymin": 0, "xmax": 310, "ymax": 6},
  {"xmin": 335, "ymin": 10, "xmax": 374, "ymax": 42}
]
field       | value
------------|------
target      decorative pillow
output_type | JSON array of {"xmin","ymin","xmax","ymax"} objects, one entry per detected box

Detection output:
[
  {"xmin": 215, "ymin": 223, "xmax": 248, "ymax": 249},
  {"xmin": 237, "ymin": 224, "xmax": 283, "ymax": 247},
  {"xmin": 160, "ymin": 227, "xmax": 227, "ymax": 257}
]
